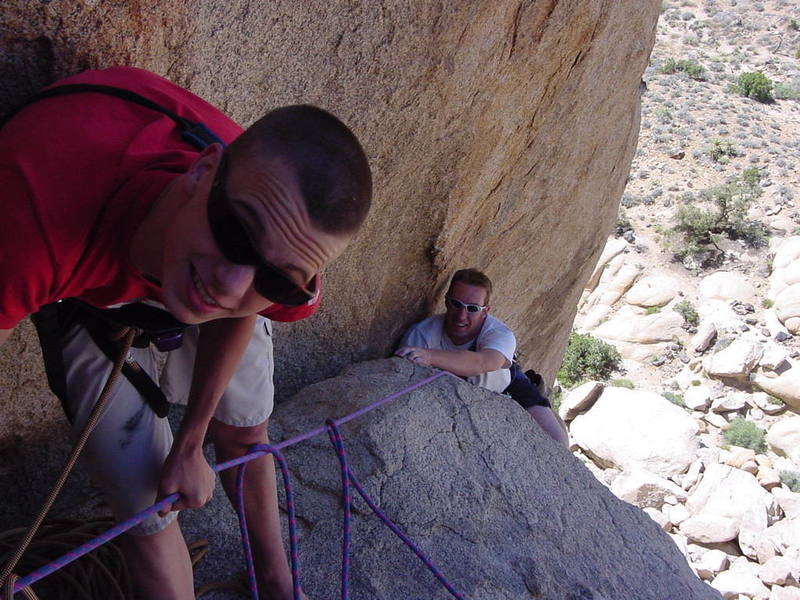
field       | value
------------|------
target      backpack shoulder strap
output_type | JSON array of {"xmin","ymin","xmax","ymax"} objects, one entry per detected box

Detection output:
[{"xmin": 2, "ymin": 82, "xmax": 226, "ymax": 150}]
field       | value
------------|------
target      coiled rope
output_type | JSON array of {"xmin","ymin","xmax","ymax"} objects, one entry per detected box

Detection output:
[
  {"xmin": 0, "ymin": 328, "xmax": 138, "ymax": 600},
  {"xmin": 3, "ymin": 370, "xmax": 466, "ymax": 600}
]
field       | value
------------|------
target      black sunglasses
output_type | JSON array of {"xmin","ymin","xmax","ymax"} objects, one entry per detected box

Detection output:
[
  {"xmin": 206, "ymin": 153, "xmax": 318, "ymax": 306},
  {"xmin": 445, "ymin": 295, "xmax": 486, "ymax": 313}
]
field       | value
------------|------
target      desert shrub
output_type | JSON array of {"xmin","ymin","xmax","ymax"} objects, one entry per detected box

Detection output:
[
  {"xmin": 663, "ymin": 391, "xmax": 685, "ymax": 407},
  {"xmin": 774, "ymin": 79, "xmax": 800, "ymax": 100},
  {"xmin": 664, "ymin": 172, "xmax": 768, "ymax": 264},
  {"xmin": 732, "ymin": 71, "xmax": 774, "ymax": 102},
  {"xmin": 659, "ymin": 57, "xmax": 706, "ymax": 80},
  {"xmin": 614, "ymin": 210, "xmax": 633, "ymax": 237},
  {"xmin": 621, "ymin": 193, "xmax": 641, "ymax": 208},
  {"xmin": 780, "ymin": 471, "xmax": 800, "ymax": 493},
  {"xmin": 654, "ymin": 107, "xmax": 673, "ymax": 123},
  {"xmin": 645, "ymin": 306, "xmax": 661, "ymax": 315},
  {"xmin": 557, "ymin": 332, "xmax": 621, "ymax": 389},
  {"xmin": 766, "ymin": 395, "xmax": 784, "ymax": 406},
  {"xmin": 674, "ymin": 300, "xmax": 700, "ymax": 326},
  {"xmin": 668, "ymin": 204, "xmax": 720, "ymax": 260},
  {"xmin": 550, "ymin": 387, "xmax": 563, "ymax": 413},
  {"xmin": 723, "ymin": 417, "xmax": 767, "ymax": 453},
  {"xmin": 709, "ymin": 139, "xmax": 739, "ymax": 163},
  {"xmin": 610, "ymin": 378, "xmax": 635, "ymax": 389},
  {"xmin": 741, "ymin": 166, "xmax": 762, "ymax": 187},
  {"xmin": 762, "ymin": 298, "xmax": 774, "ymax": 309}
]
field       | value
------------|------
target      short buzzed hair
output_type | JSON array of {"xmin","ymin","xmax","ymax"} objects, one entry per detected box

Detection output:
[
  {"xmin": 448, "ymin": 268, "xmax": 493, "ymax": 304},
  {"xmin": 229, "ymin": 105, "xmax": 372, "ymax": 235}
]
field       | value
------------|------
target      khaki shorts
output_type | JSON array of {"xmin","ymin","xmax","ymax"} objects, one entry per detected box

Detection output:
[{"xmin": 62, "ymin": 317, "xmax": 274, "ymax": 535}]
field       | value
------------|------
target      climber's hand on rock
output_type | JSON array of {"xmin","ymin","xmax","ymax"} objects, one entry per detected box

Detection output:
[{"xmin": 395, "ymin": 346, "xmax": 432, "ymax": 366}]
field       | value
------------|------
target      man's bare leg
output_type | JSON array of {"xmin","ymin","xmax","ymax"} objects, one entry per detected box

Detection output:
[
  {"xmin": 526, "ymin": 405, "xmax": 570, "ymax": 448},
  {"xmin": 209, "ymin": 418, "xmax": 300, "ymax": 600},
  {"xmin": 121, "ymin": 520, "xmax": 194, "ymax": 600}
]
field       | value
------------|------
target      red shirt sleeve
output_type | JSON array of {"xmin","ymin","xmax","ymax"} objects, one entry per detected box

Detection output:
[
  {"xmin": 0, "ymin": 166, "xmax": 56, "ymax": 329},
  {"xmin": 258, "ymin": 276, "xmax": 322, "ymax": 322}
]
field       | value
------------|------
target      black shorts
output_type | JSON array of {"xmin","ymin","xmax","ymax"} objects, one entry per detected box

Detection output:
[{"xmin": 504, "ymin": 364, "xmax": 550, "ymax": 409}]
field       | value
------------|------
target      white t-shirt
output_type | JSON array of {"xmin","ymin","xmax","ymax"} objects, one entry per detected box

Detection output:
[{"xmin": 400, "ymin": 314, "xmax": 516, "ymax": 393}]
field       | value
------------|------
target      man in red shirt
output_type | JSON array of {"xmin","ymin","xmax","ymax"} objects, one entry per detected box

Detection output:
[{"xmin": 0, "ymin": 67, "xmax": 372, "ymax": 599}]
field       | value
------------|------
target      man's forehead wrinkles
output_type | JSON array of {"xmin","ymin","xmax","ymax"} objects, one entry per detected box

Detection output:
[{"xmin": 258, "ymin": 193, "xmax": 329, "ymax": 265}]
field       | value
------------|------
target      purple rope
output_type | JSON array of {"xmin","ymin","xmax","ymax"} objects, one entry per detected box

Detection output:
[
  {"xmin": 234, "ymin": 444, "xmax": 301, "ymax": 600},
  {"xmin": 4, "ymin": 370, "xmax": 458, "ymax": 599},
  {"xmin": 326, "ymin": 420, "xmax": 352, "ymax": 600},
  {"xmin": 325, "ymin": 420, "xmax": 465, "ymax": 600},
  {"xmin": 220, "ymin": 371, "xmax": 451, "ymax": 463}
]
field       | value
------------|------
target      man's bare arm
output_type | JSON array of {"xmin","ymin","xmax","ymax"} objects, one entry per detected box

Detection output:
[
  {"xmin": 395, "ymin": 346, "xmax": 507, "ymax": 377},
  {"xmin": 157, "ymin": 314, "xmax": 258, "ymax": 515}
]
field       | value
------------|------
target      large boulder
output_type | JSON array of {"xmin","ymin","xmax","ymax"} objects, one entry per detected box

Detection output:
[
  {"xmin": 752, "ymin": 360, "xmax": 800, "ymax": 411},
  {"xmin": 766, "ymin": 417, "xmax": 800, "ymax": 465},
  {"xmin": 625, "ymin": 274, "xmax": 680, "ymax": 308},
  {"xmin": 594, "ymin": 305, "xmax": 685, "ymax": 345},
  {"xmin": 578, "ymin": 259, "xmax": 642, "ymax": 330},
  {"xmin": 0, "ymin": 1, "xmax": 661, "ymax": 401},
  {"xmin": 705, "ymin": 339, "xmax": 764, "ymax": 381},
  {"xmin": 699, "ymin": 271, "xmax": 756, "ymax": 303},
  {"xmin": 685, "ymin": 463, "xmax": 779, "ymax": 540},
  {"xmin": 268, "ymin": 358, "xmax": 720, "ymax": 599},
  {"xmin": 610, "ymin": 468, "xmax": 687, "ymax": 509},
  {"xmin": 583, "ymin": 237, "xmax": 629, "ymax": 293},
  {"xmin": 570, "ymin": 387, "xmax": 700, "ymax": 476},
  {"xmin": 592, "ymin": 305, "xmax": 685, "ymax": 360},
  {"xmin": 769, "ymin": 236, "xmax": 800, "ymax": 334}
]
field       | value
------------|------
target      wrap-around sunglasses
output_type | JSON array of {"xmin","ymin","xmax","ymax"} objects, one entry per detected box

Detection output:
[
  {"xmin": 206, "ymin": 153, "xmax": 318, "ymax": 306},
  {"xmin": 445, "ymin": 295, "xmax": 486, "ymax": 313}
]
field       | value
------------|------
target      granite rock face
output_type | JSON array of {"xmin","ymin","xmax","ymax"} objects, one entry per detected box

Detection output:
[
  {"xmin": 269, "ymin": 358, "xmax": 721, "ymax": 600},
  {"xmin": 0, "ymin": 0, "xmax": 660, "ymax": 400}
]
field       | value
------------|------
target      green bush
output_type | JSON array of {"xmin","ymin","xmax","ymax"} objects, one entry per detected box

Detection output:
[
  {"xmin": 557, "ymin": 332, "xmax": 621, "ymax": 389},
  {"xmin": 762, "ymin": 298, "xmax": 774, "ymax": 309},
  {"xmin": 551, "ymin": 388, "xmax": 563, "ymax": 413},
  {"xmin": 723, "ymin": 418, "xmax": 767, "ymax": 453},
  {"xmin": 663, "ymin": 391, "xmax": 685, "ymax": 407},
  {"xmin": 741, "ymin": 167, "xmax": 762, "ymax": 188},
  {"xmin": 659, "ymin": 57, "xmax": 707, "ymax": 80},
  {"xmin": 766, "ymin": 395, "xmax": 784, "ymax": 406},
  {"xmin": 645, "ymin": 306, "xmax": 661, "ymax": 315},
  {"xmin": 666, "ymin": 174, "xmax": 768, "ymax": 264},
  {"xmin": 673, "ymin": 300, "xmax": 700, "ymax": 326},
  {"xmin": 732, "ymin": 71, "xmax": 774, "ymax": 102},
  {"xmin": 709, "ymin": 139, "xmax": 739, "ymax": 163},
  {"xmin": 610, "ymin": 378, "xmax": 635, "ymax": 389},
  {"xmin": 780, "ymin": 470, "xmax": 800, "ymax": 493},
  {"xmin": 615, "ymin": 209, "xmax": 633, "ymax": 237}
]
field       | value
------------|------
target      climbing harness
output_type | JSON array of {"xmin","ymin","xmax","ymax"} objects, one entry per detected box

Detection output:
[{"xmin": 2, "ymin": 371, "xmax": 468, "ymax": 600}]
